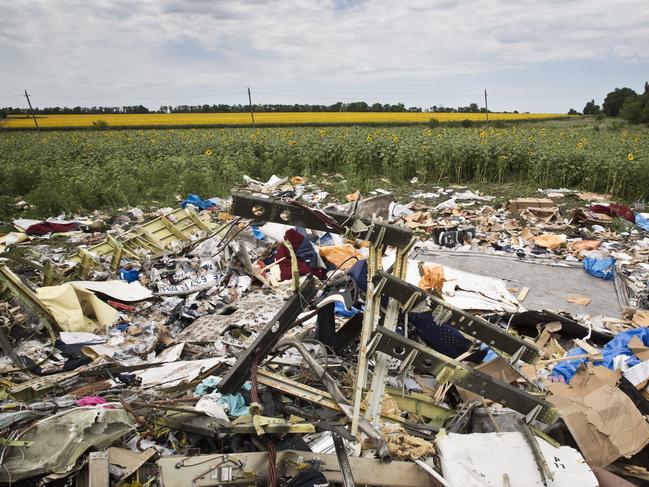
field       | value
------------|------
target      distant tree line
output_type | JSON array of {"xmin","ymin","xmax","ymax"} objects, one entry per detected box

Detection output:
[
  {"xmin": 572, "ymin": 82, "xmax": 649, "ymax": 123},
  {"xmin": 0, "ymin": 101, "xmax": 496, "ymax": 117}
]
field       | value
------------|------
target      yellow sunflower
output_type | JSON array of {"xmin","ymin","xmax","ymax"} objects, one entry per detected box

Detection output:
[
  {"xmin": 576, "ymin": 142, "xmax": 583, "ymax": 149},
  {"xmin": 367, "ymin": 134, "xmax": 373, "ymax": 142},
  {"xmin": 204, "ymin": 149, "xmax": 213, "ymax": 156},
  {"xmin": 628, "ymin": 152, "xmax": 634, "ymax": 161}
]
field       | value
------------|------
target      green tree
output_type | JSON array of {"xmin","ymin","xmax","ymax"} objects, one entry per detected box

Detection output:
[
  {"xmin": 567, "ymin": 108, "xmax": 579, "ymax": 115},
  {"xmin": 583, "ymin": 99, "xmax": 601, "ymax": 115},
  {"xmin": 619, "ymin": 82, "xmax": 649, "ymax": 123},
  {"xmin": 603, "ymin": 87, "xmax": 637, "ymax": 117}
]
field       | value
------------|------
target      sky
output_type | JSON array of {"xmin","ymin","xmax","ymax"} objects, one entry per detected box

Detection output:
[{"xmin": 1, "ymin": 0, "xmax": 648, "ymax": 113}]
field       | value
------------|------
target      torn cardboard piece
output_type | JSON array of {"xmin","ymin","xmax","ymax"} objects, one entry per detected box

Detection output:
[
  {"xmin": 566, "ymin": 294, "xmax": 592, "ymax": 306},
  {"xmin": 547, "ymin": 364, "xmax": 649, "ymax": 467},
  {"xmin": 507, "ymin": 198, "xmax": 555, "ymax": 212},
  {"xmin": 628, "ymin": 336, "xmax": 649, "ymax": 362},
  {"xmin": 534, "ymin": 233, "xmax": 567, "ymax": 250}
]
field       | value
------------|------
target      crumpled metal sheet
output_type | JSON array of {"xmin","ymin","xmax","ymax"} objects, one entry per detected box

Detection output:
[{"xmin": 0, "ymin": 406, "xmax": 135, "ymax": 482}]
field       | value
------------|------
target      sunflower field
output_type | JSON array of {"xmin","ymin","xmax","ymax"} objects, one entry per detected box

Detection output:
[
  {"xmin": 2, "ymin": 112, "xmax": 567, "ymax": 129},
  {"xmin": 0, "ymin": 125, "xmax": 647, "ymax": 216}
]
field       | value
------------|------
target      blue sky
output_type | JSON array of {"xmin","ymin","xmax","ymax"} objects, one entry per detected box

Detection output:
[{"xmin": 1, "ymin": 0, "xmax": 648, "ymax": 113}]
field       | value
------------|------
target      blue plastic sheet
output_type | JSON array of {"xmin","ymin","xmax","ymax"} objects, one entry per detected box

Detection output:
[
  {"xmin": 334, "ymin": 301, "xmax": 360, "ymax": 318},
  {"xmin": 119, "ymin": 268, "xmax": 140, "ymax": 283},
  {"xmin": 180, "ymin": 194, "xmax": 216, "ymax": 211},
  {"xmin": 251, "ymin": 225, "xmax": 265, "ymax": 240},
  {"xmin": 635, "ymin": 213, "xmax": 649, "ymax": 232},
  {"xmin": 551, "ymin": 328, "xmax": 649, "ymax": 382},
  {"xmin": 601, "ymin": 327, "xmax": 649, "ymax": 370},
  {"xmin": 551, "ymin": 347, "xmax": 590, "ymax": 382},
  {"xmin": 583, "ymin": 256, "xmax": 615, "ymax": 280}
]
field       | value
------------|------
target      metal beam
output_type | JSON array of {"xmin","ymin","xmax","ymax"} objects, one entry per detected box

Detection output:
[
  {"xmin": 366, "ymin": 241, "xmax": 416, "ymax": 427},
  {"xmin": 256, "ymin": 368, "xmax": 453, "ymax": 431},
  {"xmin": 231, "ymin": 191, "xmax": 414, "ymax": 248},
  {"xmin": 373, "ymin": 270, "xmax": 541, "ymax": 363},
  {"xmin": 217, "ymin": 275, "xmax": 320, "ymax": 394},
  {"xmin": 332, "ymin": 432, "xmax": 356, "ymax": 487},
  {"xmin": 372, "ymin": 326, "xmax": 556, "ymax": 424}
]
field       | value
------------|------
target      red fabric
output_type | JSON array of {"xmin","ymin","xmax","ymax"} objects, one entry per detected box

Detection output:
[
  {"xmin": 591, "ymin": 204, "xmax": 635, "ymax": 223},
  {"xmin": 25, "ymin": 222, "xmax": 78, "ymax": 235},
  {"xmin": 275, "ymin": 229, "xmax": 324, "ymax": 281}
]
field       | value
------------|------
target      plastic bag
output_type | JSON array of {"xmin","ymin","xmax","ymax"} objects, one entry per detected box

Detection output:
[{"xmin": 583, "ymin": 256, "xmax": 615, "ymax": 280}]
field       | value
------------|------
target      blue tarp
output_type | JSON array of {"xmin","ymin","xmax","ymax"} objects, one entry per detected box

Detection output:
[
  {"xmin": 552, "ymin": 328, "xmax": 649, "ymax": 382},
  {"xmin": 635, "ymin": 213, "xmax": 649, "ymax": 232},
  {"xmin": 583, "ymin": 256, "xmax": 615, "ymax": 280},
  {"xmin": 600, "ymin": 327, "xmax": 649, "ymax": 369},
  {"xmin": 180, "ymin": 194, "xmax": 216, "ymax": 211},
  {"xmin": 551, "ymin": 347, "xmax": 590, "ymax": 382}
]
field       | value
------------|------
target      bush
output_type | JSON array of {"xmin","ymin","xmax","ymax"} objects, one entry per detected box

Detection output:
[
  {"xmin": 92, "ymin": 119, "xmax": 110, "ymax": 130},
  {"xmin": 429, "ymin": 117, "xmax": 440, "ymax": 128}
]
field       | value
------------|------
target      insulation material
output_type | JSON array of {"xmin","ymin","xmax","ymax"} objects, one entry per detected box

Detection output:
[
  {"xmin": 36, "ymin": 283, "xmax": 118, "ymax": 332},
  {"xmin": 418, "ymin": 263, "xmax": 445, "ymax": 293},
  {"xmin": 318, "ymin": 244, "xmax": 363, "ymax": 270},
  {"xmin": 379, "ymin": 422, "xmax": 435, "ymax": 461}
]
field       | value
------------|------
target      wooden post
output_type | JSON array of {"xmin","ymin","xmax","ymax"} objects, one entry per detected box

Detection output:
[
  {"xmin": 484, "ymin": 89, "xmax": 489, "ymax": 125},
  {"xmin": 24, "ymin": 89, "xmax": 39, "ymax": 131},
  {"xmin": 247, "ymin": 86, "xmax": 255, "ymax": 128}
]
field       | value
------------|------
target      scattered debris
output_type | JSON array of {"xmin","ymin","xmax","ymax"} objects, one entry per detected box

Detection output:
[{"xmin": 1, "ymin": 180, "xmax": 648, "ymax": 486}]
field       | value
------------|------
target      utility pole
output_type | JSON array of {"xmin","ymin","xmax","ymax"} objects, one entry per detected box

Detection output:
[
  {"xmin": 24, "ymin": 89, "xmax": 39, "ymax": 131},
  {"xmin": 247, "ymin": 86, "xmax": 255, "ymax": 129},
  {"xmin": 484, "ymin": 89, "xmax": 489, "ymax": 125}
]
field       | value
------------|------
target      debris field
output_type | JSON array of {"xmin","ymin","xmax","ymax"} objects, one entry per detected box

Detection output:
[{"xmin": 1, "ymin": 175, "xmax": 649, "ymax": 487}]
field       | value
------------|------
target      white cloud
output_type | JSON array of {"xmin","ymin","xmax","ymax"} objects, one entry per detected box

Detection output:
[{"xmin": 0, "ymin": 0, "xmax": 648, "ymax": 111}]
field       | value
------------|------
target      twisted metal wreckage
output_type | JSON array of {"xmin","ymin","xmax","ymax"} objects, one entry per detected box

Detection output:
[{"xmin": 1, "ymin": 187, "xmax": 647, "ymax": 486}]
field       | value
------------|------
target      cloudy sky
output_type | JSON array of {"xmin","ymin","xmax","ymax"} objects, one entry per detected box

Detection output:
[{"xmin": 1, "ymin": 0, "xmax": 648, "ymax": 113}]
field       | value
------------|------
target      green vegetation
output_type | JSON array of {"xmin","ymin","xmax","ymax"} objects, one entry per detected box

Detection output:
[
  {"xmin": 1, "ymin": 122, "xmax": 647, "ymax": 218},
  {"xmin": 585, "ymin": 82, "xmax": 649, "ymax": 124},
  {"xmin": 620, "ymin": 83, "xmax": 649, "ymax": 124}
]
